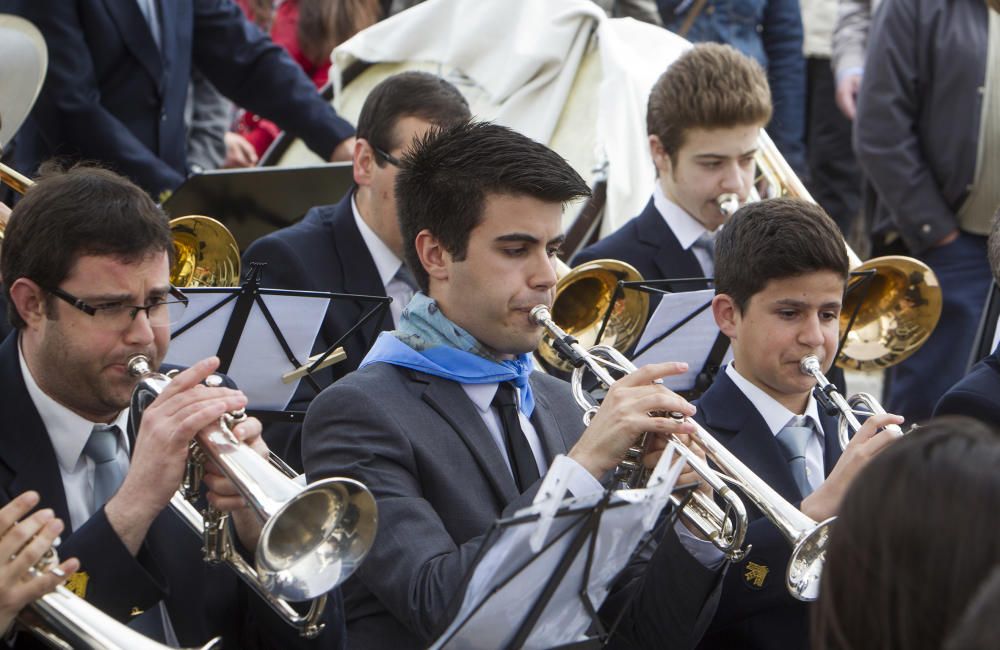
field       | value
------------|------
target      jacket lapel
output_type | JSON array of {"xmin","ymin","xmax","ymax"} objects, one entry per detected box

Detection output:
[
  {"xmin": 416, "ymin": 371, "xmax": 520, "ymax": 507},
  {"xmin": 818, "ymin": 408, "xmax": 843, "ymax": 477},
  {"xmin": 634, "ymin": 201, "xmax": 704, "ymax": 283},
  {"xmin": 0, "ymin": 334, "xmax": 73, "ymax": 528},
  {"xmin": 103, "ymin": 0, "xmax": 164, "ymax": 91},
  {"xmin": 698, "ymin": 371, "xmax": 803, "ymax": 505},
  {"xmin": 528, "ymin": 377, "xmax": 573, "ymax": 460}
]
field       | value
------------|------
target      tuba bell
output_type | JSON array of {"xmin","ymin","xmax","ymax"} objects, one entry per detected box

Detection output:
[{"xmin": 536, "ymin": 259, "xmax": 649, "ymax": 373}]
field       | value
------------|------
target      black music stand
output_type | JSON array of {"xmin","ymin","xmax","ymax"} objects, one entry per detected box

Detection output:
[
  {"xmin": 431, "ymin": 454, "xmax": 695, "ymax": 650},
  {"xmin": 161, "ymin": 163, "xmax": 355, "ymax": 251},
  {"xmin": 168, "ymin": 262, "xmax": 391, "ymax": 423}
]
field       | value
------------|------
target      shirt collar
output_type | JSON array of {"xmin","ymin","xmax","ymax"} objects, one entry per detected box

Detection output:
[
  {"xmin": 724, "ymin": 362, "xmax": 823, "ymax": 437},
  {"xmin": 18, "ymin": 336, "xmax": 130, "ymax": 472},
  {"xmin": 352, "ymin": 194, "xmax": 404, "ymax": 289},
  {"xmin": 652, "ymin": 182, "xmax": 713, "ymax": 251},
  {"xmin": 463, "ymin": 382, "xmax": 500, "ymax": 414}
]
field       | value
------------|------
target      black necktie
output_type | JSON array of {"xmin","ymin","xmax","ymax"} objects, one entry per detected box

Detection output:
[{"xmin": 492, "ymin": 382, "xmax": 540, "ymax": 492}]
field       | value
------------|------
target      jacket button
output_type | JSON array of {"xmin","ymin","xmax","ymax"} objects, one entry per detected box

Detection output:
[{"xmin": 921, "ymin": 224, "xmax": 931, "ymax": 234}]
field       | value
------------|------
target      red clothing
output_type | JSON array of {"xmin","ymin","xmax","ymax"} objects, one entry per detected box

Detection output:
[{"xmin": 237, "ymin": 0, "xmax": 331, "ymax": 156}]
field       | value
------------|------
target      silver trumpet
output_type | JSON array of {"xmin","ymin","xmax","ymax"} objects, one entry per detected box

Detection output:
[
  {"xmin": 799, "ymin": 355, "xmax": 905, "ymax": 450},
  {"xmin": 19, "ymin": 546, "xmax": 220, "ymax": 649},
  {"xmin": 716, "ymin": 193, "xmax": 740, "ymax": 217},
  {"xmin": 531, "ymin": 305, "xmax": 834, "ymax": 600},
  {"xmin": 127, "ymin": 355, "xmax": 377, "ymax": 638}
]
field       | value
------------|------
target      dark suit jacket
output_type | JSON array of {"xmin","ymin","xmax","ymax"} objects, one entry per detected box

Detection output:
[
  {"xmin": 6, "ymin": 0, "xmax": 353, "ymax": 197},
  {"xmin": 0, "ymin": 333, "xmax": 345, "ymax": 649},
  {"xmin": 572, "ymin": 197, "xmax": 707, "ymax": 314},
  {"xmin": 934, "ymin": 346, "xmax": 1000, "ymax": 427},
  {"xmin": 303, "ymin": 361, "xmax": 725, "ymax": 650},
  {"xmin": 242, "ymin": 191, "xmax": 393, "ymax": 469},
  {"xmin": 693, "ymin": 369, "xmax": 842, "ymax": 650}
]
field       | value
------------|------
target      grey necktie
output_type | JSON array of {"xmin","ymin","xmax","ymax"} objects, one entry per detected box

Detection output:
[
  {"xmin": 775, "ymin": 416, "xmax": 814, "ymax": 499},
  {"xmin": 393, "ymin": 264, "xmax": 418, "ymax": 292},
  {"xmin": 691, "ymin": 231, "xmax": 716, "ymax": 275},
  {"xmin": 135, "ymin": 0, "xmax": 162, "ymax": 51},
  {"xmin": 83, "ymin": 424, "xmax": 171, "ymax": 643},
  {"xmin": 82, "ymin": 424, "xmax": 126, "ymax": 514}
]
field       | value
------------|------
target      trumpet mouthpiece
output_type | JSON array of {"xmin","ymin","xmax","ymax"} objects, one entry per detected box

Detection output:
[
  {"xmin": 799, "ymin": 355, "xmax": 821, "ymax": 376},
  {"xmin": 529, "ymin": 305, "xmax": 551, "ymax": 325},
  {"xmin": 126, "ymin": 354, "xmax": 152, "ymax": 377},
  {"xmin": 717, "ymin": 193, "xmax": 740, "ymax": 216}
]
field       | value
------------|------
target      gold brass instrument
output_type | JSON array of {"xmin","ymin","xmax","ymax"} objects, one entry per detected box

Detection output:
[
  {"xmin": 751, "ymin": 131, "xmax": 942, "ymax": 371},
  {"xmin": 18, "ymin": 544, "xmax": 220, "ymax": 649},
  {"xmin": 531, "ymin": 304, "xmax": 834, "ymax": 600},
  {"xmin": 799, "ymin": 354, "xmax": 904, "ymax": 451},
  {"xmin": 0, "ymin": 163, "xmax": 242, "ymax": 288},
  {"xmin": 537, "ymin": 259, "xmax": 648, "ymax": 373},
  {"xmin": 127, "ymin": 355, "xmax": 377, "ymax": 637}
]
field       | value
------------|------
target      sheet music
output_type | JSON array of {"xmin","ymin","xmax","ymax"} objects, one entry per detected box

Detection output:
[
  {"xmin": 166, "ymin": 291, "xmax": 328, "ymax": 410},
  {"xmin": 632, "ymin": 289, "xmax": 733, "ymax": 391},
  {"xmin": 432, "ymin": 450, "xmax": 684, "ymax": 650}
]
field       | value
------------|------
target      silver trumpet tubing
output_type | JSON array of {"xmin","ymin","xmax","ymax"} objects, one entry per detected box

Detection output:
[
  {"xmin": 127, "ymin": 355, "xmax": 377, "ymax": 638},
  {"xmin": 799, "ymin": 355, "xmax": 905, "ymax": 450},
  {"xmin": 19, "ymin": 547, "xmax": 220, "ymax": 650},
  {"xmin": 531, "ymin": 305, "xmax": 834, "ymax": 600},
  {"xmin": 716, "ymin": 193, "xmax": 740, "ymax": 218}
]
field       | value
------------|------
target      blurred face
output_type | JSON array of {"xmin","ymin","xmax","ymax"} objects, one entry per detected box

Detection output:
[
  {"xmin": 421, "ymin": 194, "xmax": 563, "ymax": 359},
  {"xmin": 713, "ymin": 271, "xmax": 844, "ymax": 413},
  {"xmin": 19, "ymin": 252, "xmax": 171, "ymax": 422},
  {"xmin": 355, "ymin": 115, "xmax": 436, "ymax": 258},
  {"xmin": 651, "ymin": 124, "xmax": 761, "ymax": 231}
]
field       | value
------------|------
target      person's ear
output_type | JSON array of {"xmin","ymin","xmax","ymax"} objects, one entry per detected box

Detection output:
[
  {"xmin": 712, "ymin": 293, "xmax": 741, "ymax": 340},
  {"xmin": 8, "ymin": 278, "xmax": 49, "ymax": 329},
  {"xmin": 414, "ymin": 229, "xmax": 449, "ymax": 285},
  {"xmin": 353, "ymin": 138, "xmax": 376, "ymax": 187},
  {"xmin": 648, "ymin": 135, "xmax": 672, "ymax": 177}
]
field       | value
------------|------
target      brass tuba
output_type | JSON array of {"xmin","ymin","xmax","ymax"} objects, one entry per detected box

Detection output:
[
  {"xmin": 536, "ymin": 259, "xmax": 648, "ymax": 373},
  {"xmin": 128, "ymin": 355, "xmax": 378, "ymax": 637},
  {"xmin": 18, "ymin": 545, "xmax": 220, "ymax": 649},
  {"xmin": 0, "ymin": 162, "xmax": 242, "ymax": 289}
]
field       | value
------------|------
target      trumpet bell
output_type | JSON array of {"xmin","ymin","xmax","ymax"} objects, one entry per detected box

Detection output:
[
  {"xmin": 169, "ymin": 215, "xmax": 241, "ymax": 287},
  {"xmin": 787, "ymin": 517, "xmax": 835, "ymax": 601},
  {"xmin": 837, "ymin": 255, "xmax": 942, "ymax": 371},
  {"xmin": 258, "ymin": 477, "xmax": 377, "ymax": 602},
  {"xmin": 538, "ymin": 259, "xmax": 648, "ymax": 372}
]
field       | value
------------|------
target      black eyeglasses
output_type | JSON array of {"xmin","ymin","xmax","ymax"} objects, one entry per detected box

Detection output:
[
  {"xmin": 371, "ymin": 144, "xmax": 402, "ymax": 168},
  {"xmin": 47, "ymin": 286, "xmax": 189, "ymax": 331}
]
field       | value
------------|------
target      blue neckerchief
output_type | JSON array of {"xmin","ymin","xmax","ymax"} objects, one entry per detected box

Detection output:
[{"xmin": 360, "ymin": 293, "xmax": 536, "ymax": 416}]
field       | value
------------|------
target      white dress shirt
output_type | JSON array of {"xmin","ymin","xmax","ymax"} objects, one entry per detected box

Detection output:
[
  {"xmin": 652, "ymin": 183, "xmax": 718, "ymax": 277},
  {"xmin": 352, "ymin": 196, "xmax": 414, "ymax": 326},
  {"xmin": 19, "ymin": 340, "xmax": 131, "ymax": 532},
  {"xmin": 725, "ymin": 363, "xmax": 826, "ymax": 492}
]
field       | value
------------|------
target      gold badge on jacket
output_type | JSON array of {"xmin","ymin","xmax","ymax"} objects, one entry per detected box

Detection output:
[
  {"xmin": 744, "ymin": 562, "xmax": 769, "ymax": 589},
  {"xmin": 65, "ymin": 571, "xmax": 89, "ymax": 598}
]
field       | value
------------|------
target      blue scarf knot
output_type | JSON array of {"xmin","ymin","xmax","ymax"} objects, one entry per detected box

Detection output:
[{"xmin": 360, "ymin": 293, "xmax": 536, "ymax": 416}]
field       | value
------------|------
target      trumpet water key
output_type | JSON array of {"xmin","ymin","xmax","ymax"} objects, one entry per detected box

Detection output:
[{"xmin": 127, "ymin": 355, "xmax": 377, "ymax": 637}]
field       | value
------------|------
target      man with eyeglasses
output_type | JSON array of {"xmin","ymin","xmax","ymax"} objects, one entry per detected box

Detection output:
[
  {"xmin": 0, "ymin": 164, "xmax": 345, "ymax": 648},
  {"xmin": 242, "ymin": 71, "xmax": 471, "ymax": 470}
]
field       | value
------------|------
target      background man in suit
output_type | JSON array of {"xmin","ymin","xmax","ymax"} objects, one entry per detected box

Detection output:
[
  {"xmin": 693, "ymin": 197, "xmax": 901, "ymax": 650},
  {"xmin": 935, "ymin": 209, "xmax": 1000, "ymax": 427},
  {"xmin": 303, "ymin": 120, "xmax": 728, "ymax": 650},
  {"xmin": 242, "ymin": 71, "xmax": 471, "ymax": 469},
  {"xmin": 3, "ymin": 0, "xmax": 355, "ymax": 199},
  {"xmin": 572, "ymin": 43, "xmax": 771, "ymax": 312},
  {"xmin": 0, "ymin": 491, "xmax": 78, "ymax": 637},
  {"xmin": 0, "ymin": 165, "xmax": 344, "ymax": 648}
]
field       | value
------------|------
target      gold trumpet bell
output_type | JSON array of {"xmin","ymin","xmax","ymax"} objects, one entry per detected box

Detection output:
[
  {"xmin": 837, "ymin": 255, "xmax": 942, "ymax": 371},
  {"xmin": 169, "ymin": 215, "xmax": 242, "ymax": 287},
  {"xmin": 539, "ymin": 259, "xmax": 649, "ymax": 373}
]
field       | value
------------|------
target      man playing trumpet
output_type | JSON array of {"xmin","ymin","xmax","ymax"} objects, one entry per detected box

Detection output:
[
  {"xmin": 0, "ymin": 165, "xmax": 344, "ymax": 648},
  {"xmin": 302, "ymin": 120, "xmax": 729, "ymax": 649},
  {"xmin": 572, "ymin": 43, "xmax": 772, "ymax": 311}
]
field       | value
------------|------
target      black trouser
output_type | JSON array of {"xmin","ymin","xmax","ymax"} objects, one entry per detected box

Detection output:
[{"xmin": 804, "ymin": 57, "xmax": 861, "ymax": 237}]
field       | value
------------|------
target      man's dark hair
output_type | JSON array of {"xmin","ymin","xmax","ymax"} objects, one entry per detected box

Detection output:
[
  {"xmin": 395, "ymin": 121, "xmax": 590, "ymax": 292},
  {"xmin": 714, "ymin": 197, "xmax": 849, "ymax": 311},
  {"xmin": 2, "ymin": 163, "xmax": 173, "ymax": 329},
  {"xmin": 355, "ymin": 71, "xmax": 471, "ymax": 165}
]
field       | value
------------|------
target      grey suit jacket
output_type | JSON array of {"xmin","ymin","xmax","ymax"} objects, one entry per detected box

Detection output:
[{"xmin": 303, "ymin": 361, "xmax": 724, "ymax": 649}]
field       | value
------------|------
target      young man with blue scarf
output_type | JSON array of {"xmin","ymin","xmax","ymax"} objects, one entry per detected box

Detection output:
[{"xmin": 302, "ymin": 120, "xmax": 728, "ymax": 650}]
